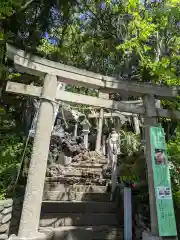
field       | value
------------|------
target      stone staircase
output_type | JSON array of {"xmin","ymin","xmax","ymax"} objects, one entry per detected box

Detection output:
[
  {"xmin": 39, "ymin": 151, "xmax": 123, "ymax": 240},
  {"xmin": 39, "ymin": 201, "xmax": 123, "ymax": 240}
]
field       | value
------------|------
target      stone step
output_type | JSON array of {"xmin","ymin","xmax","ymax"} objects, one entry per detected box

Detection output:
[
  {"xmin": 46, "ymin": 170, "xmax": 102, "ymax": 178},
  {"xmin": 45, "ymin": 176, "xmax": 109, "ymax": 185},
  {"xmin": 43, "ymin": 191, "xmax": 110, "ymax": 202},
  {"xmin": 41, "ymin": 201, "xmax": 116, "ymax": 213},
  {"xmin": 39, "ymin": 226, "xmax": 123, "ymax": 240},
  {"xmin": 39, "ymin": 213, "xmax": 118, "ymax": 227},
  {"xmin": 73, "ymin": 159, "xmax": 107, "ymax": 164},
  {"xmin": 70, "ymin": 163, "xmax": 104, "ymax": 168},
  {"xmin": 44, "ymin": 183, "xmax": 108, "ymax": 193},
  {"xmin": 62, "ymin": 169, "xmax": 102, "ymax": 177},
  {"xmin": 76, "ymin": 167, "xmax": 103, "ymax": 172}
]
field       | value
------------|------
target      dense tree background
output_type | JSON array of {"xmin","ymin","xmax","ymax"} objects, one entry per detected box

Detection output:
[{"xmin": 0, "ymin": 0, "xmax": 180, "ymax": 231}]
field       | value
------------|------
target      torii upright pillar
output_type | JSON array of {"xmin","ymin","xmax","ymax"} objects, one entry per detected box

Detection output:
[
  {"xmin": 18, "ymin": 74, "xmax": 57, "ymax": 238},
  {"xmin": 143, "ymin": 95, "xmax": 177, "ymax": 240},
  {"xmin": 95, "ymin": 92, "xmax": 109, "ymax": 152},
  {"xmin": 143, "ymin": 95, "xmax": 159, "ymax": 236}
]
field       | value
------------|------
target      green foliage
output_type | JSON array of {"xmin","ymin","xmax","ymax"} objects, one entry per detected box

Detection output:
[
  {"xmin": 167, "ymin": 126, "xmax": 180, "ymax": 206},
  {"xmin": 120, "ymin": 130, "xmax": 141, "ymax": 155},
  {"xmin": 0, "ymin": 0, "xmax": 22, "ymax": 20},
  {"xmin": 0, "ymin": 135, "xmax": 24, "ymax": 199},
  {"xmin": 168, "ymin": 128, "xmax": 180, "ymax": 167},
  {"xmin": 0, "ymin": 132, "xmax": 32, "ymax": 199}
]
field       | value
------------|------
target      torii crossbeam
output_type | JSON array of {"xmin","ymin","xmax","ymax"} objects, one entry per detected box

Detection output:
[{"xmin": 7, "ymin": 44, "xmax": 180, "ymax": 99}]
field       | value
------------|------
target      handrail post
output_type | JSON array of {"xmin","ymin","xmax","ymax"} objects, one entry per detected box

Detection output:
[{"xmin": 124, "ymin": 187, "xmax": 132, "ymax": 240}]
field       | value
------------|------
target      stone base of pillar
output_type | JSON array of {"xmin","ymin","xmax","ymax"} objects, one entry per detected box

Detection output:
[
  {"xmin": 142, "ymin": 231, "xmax": 162, "ymax": 240},
  {"xmin": 8, "ymin": 231, "xmax": 52, "ymax": 240},
  {"xmin": 142, "ymin": 231, "xmax": 178, "ymax": 240}
]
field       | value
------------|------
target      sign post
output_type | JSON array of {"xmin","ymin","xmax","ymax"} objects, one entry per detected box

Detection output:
[{"xmin": 150, "ymin": 126, "xmax": 177, "ymax": 237}]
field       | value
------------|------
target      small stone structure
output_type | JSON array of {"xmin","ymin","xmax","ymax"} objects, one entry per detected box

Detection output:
[
  {"xmin": 0, "ymin": 199, "xmax": 25, "ymax": 239},
  {"xmin": 142, "ymin": 231, "xmax": 162, "ymax": 240},
  {"xmin": 0, "ymin": 199, "xmax": 13, "ymax": 240}
]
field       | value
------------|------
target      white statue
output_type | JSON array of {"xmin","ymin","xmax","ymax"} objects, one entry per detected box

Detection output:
[
  {"xmin": 107, "ymin": 128, "xmax": 120, "ymax": 199},
  {"xmin": 107, "ymin": 128, "xmax": 120, "ymax": 164}
]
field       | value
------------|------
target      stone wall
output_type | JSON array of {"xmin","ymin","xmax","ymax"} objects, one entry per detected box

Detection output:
[
  {"xmin": 0, "ymin": 198, "xmax": 24, "ymax": 239},
  {"xmin": 0, "ymin": 199, "xmax": 13, "ymax": 240}
]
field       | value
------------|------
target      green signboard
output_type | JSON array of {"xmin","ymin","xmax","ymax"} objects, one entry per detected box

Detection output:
[{"xmin": 150, "ymin": 126, "xmax": 177, "ymax": 237}]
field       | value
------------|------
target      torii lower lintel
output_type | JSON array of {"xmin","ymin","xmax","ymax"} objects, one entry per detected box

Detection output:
[{"xmin": 6, "ymin": 81, "xmax": 180, "ymax": 120}]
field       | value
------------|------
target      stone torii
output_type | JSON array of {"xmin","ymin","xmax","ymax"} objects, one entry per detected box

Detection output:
[{"xmin": 6, "ymin": 44, "xmax": 179, "ymax": 240}]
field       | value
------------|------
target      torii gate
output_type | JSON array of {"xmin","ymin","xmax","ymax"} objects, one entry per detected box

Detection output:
[{"xmin": 6, "ymin": 44, "xmax": 179, "ymax": 240}]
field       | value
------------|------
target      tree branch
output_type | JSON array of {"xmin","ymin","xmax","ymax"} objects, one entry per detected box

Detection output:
[
  {"xmin": 18, "ymin": 0, "xmax": 36, "ymax": 13},
  {"xmin": 7, "ymin": 0, "xmax": 36, "ymax": 20}
]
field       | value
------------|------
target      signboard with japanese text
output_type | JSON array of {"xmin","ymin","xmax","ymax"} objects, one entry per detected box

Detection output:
[{"xmin": 150, "ymin": 126, "xmax": 177, "ymax": 236}]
